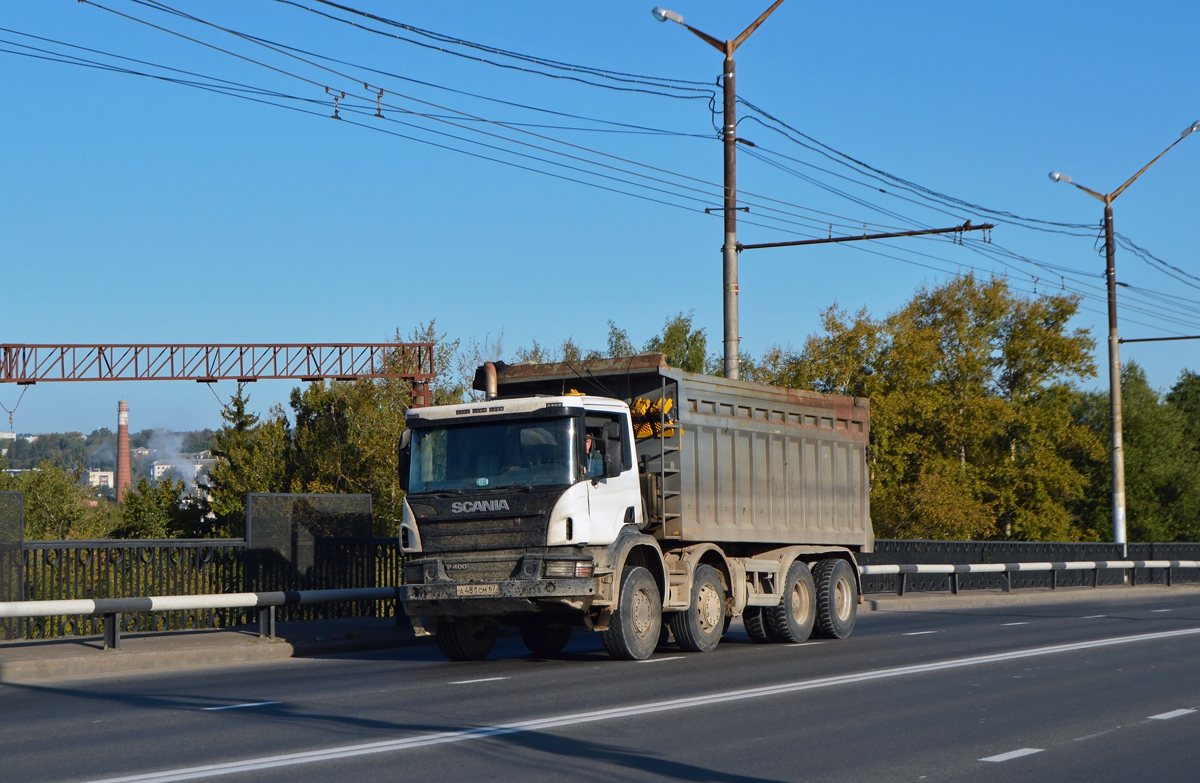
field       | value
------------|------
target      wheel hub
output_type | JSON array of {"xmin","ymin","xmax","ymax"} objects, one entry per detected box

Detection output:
[
  {"xmin": 790, "ymin": 580, "xmax": 811, "ymax": 625},
  {"xmin": 696, "ymin": 583, "xmax": 721, "ymax": 633},
  {"xmin": 834, "ymin": 577, "xmax": 852, "ymax": 621},
  {"xmin": 632, "ymin": 587, "xmax": 653, "ymax": 636}
]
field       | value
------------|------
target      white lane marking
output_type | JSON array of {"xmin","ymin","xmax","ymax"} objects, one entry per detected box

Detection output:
[
  {"xmin": 449, "ymin": 677, "xmax": 509, "ymax": 685},
  {"xmin": 1149, "ymin": 708, "xmax": 1196, "ymax": 721},
  {"xmin": 79, "ymin": 626, "xmax": 1200, "ymax": 783},
  {"xmin": 201, "ymin": 702, "xmax": 279, "ymax": 712},
  {"xmin": 1002, "ymin": 622, "xmax": 1029, "ymax": 626},
  {"xmin": 1151, "ymin": 609, "xmax": 1173, "ymax": 613},
  {"xmin": 638, "ymin": 656, "xmax": 685, "ymax": 664},
  {"xmin": 980, "ymin": 748, "xmax": 1043, "ymax": 763},
  {"xmin": 788, "ymin": 642, "xmax": 824, "ymax": 647},
  {"xmin": 1083, "ymin": 615, "xmax": 1106, "ymax": 619},
  {"xmin": 903, "ymin": 631, "xmax": 938, "ymax": 636}
]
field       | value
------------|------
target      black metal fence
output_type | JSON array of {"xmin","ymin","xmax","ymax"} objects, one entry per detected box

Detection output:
[
  {"xmin": 0, "ymin": 492, "xmax": 23, "ymax": 641},
  {"xmin": 858, "ymin": 540, "xmax": 1200, "ymax": 594},
  {"xmin": 18, "ymin": 538, "xmax": 403, "ymax": 640}
]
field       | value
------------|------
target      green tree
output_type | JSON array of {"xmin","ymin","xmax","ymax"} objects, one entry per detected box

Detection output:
[
  {"xmin": 606, "ymin": 321, "xmax": 636, "ymax": 358},
  {"xmin": 1073, "ymin": 364, "xmax": 1200, "ymax": 542},
  {"xmin": 117, "ymin": 478, "xmax": 203, "ymax": 539},
  {"xmin": 204, "ymin": 387, "xmax": 291, "ymax": 536},
  {"xmin": 17, "ymin": 460, "xmax": 115, "ymax": 540},
  {"xmin": 644, "ymin": 312, "xmax": 708, "ymax": 373}
]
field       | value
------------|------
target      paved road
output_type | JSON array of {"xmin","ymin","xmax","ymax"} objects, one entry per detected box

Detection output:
[{"xmin": 4, "ymin": 590, "xmax": 1200, "ymax": 783}]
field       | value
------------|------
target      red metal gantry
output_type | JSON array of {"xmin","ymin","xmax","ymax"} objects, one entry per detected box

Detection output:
[{"xmin": 0, "ymin": 343, "xmax": 436, "ymax": 406}]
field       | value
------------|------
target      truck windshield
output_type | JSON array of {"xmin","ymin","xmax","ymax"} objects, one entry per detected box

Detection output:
[{"xmin": 409, "ymin": 416, "xmax": 577, "ymax": 493}]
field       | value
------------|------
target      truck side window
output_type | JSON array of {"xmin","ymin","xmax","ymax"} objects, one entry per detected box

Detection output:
[{"xmin": 584, "ymin": 412, "xmax": 633, "ymax": 474}]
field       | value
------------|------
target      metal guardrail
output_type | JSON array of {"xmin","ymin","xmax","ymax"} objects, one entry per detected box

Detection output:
[
  {"xmin": 12, "ymin": 538, "xmax": 404, "ymax": 641},
  {"xmin": 858, "ymin": 540, "xmax": 1200, "ymax": 593},
  {"xmin": 859, "ymin": 560, "xmax": 1200, "ymax": 595},
  {"xmin": 0, "ymin": 587, "xmax": 401, "ymax": 650}
]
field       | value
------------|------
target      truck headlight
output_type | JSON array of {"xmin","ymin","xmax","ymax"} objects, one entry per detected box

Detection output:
[{"xmin": 544, "ymin": 560, "xmax": 594, "ymax": 578}]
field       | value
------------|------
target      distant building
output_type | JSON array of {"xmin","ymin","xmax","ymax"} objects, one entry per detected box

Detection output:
[
  {"xmin": 87, "ymin": 470, "xmax": 115, "ymax": 489},
  {"xmin": 0, "ymin": 432, "xmax": 15, "ymax": 441},
  {"xmin": 150, "ymin": 456, "xmax": 216, "ymax": 483},
  {"xmin": 131, "ymin": 447, "xmax": 152, "ymax": 458}
]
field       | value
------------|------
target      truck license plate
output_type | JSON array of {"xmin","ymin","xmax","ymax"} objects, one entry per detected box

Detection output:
[{"xmin": 457, "ymin": 584, "xmax": 499, "ymax": 596}]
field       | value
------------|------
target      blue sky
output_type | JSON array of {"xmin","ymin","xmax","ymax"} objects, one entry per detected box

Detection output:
[{"xmin": 2, "ymin": 1, "xmax": 1199, "ymax": 434}]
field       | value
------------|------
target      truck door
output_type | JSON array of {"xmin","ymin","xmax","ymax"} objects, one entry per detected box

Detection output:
[{"xmin": 585, "ymin": 412, "xmax": 636, "ymax": 544}]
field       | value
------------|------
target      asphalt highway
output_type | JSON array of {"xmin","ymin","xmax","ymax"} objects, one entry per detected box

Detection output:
[{"xmin": 4, "ymin": 589, "xmax": 1200, "ymax": 783}]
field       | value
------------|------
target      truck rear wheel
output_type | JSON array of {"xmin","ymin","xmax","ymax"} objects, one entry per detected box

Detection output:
[
  {"xmin": 812, "ymin": 558, "xmax": 857, "ymax": 639},
  {"xmin": 519, "ymin": 623, "xmax": 573, "ymax": 657},
  {"xmin": 765, "ymin": 561, "xmax": 816, "ymax": 643},
  {"xmin": 670, "ymin": 564, "xmax": 725, "ymax": 653},
  {"xmin": 743, "ymin": 607, "xmax": 772, "ymax": 644},
  {"xmin": 436, "ymin": 617, "xmax": 498, "ymax": 661},
  {"xmin": 600, "ymin": 566, "xmax": 661, "ymax": 660}
]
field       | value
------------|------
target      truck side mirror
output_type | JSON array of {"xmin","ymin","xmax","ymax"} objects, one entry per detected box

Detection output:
[
  {"xmin": 398, "ymin": 430, "xmax": 412, "ymax": 492},
  {"xmin": 603, "ymin": 448, "xmax": 622, "ymax": 479}
]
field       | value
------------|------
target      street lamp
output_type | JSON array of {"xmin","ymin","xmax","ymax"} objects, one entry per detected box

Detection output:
[
  {"xmin": 652, "ymin": 1, "xmax": 786, "ymax": 380},
  {"xmin": 1050, "ymin": 120, "xmax": 1200, "ymax": 551}
]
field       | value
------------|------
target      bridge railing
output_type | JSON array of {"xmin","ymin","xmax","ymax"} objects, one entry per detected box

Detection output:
[
  {"xmin": 857, "ymin": 540, "xmax": 1200, "ymax": 594},
  {"xmin": 12, "ymin": 538, "xmax": 403, "ymax": 641}
]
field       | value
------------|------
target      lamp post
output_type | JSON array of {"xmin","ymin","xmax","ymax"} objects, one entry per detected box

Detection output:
[
  {"xmin": 652, "ymin": 2, "xmax": 785, "ymax": 380},
  {"xmin": 1050, "ymin": 120, "xmax": 1200, "ymax": 551}
]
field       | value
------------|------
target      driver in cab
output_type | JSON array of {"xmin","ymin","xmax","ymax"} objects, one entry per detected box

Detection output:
[{"xmin": 584, "ymin": 432, "xmax": 604, "ymax": 479}]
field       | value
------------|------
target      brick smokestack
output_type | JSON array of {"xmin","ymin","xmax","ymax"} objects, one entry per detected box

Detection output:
[{"xmin": 116, "ymin": 400, "xmax": 131, "ymax": 502}]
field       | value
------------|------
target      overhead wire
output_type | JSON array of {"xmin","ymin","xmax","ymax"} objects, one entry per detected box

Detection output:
[
  {"xmin": 87, "ymin": 0, "xmax": 905, "ymax": 236},
  {"xmin": 285, "ymin": 0, "xmax": 714, "ymax": 94}
]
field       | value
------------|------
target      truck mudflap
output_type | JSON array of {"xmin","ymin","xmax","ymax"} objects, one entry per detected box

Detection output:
[{"xmin": 400, "ymin": 577, "xmax": 597, "ymax": 604}]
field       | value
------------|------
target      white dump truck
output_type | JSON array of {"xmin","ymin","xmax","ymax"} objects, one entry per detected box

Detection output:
[{"xmin": 397, "ymin": 354, "xmax": 872, "ymax": 661}]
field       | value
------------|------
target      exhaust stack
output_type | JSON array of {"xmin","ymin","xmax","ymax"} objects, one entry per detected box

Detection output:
[
  {"xmin": 116, "ymin": 400, "xmax": 131, "ymax": 502},
  {"xmin": 483, "ymin": 362, "xmax": 498, "ymax": 401}
]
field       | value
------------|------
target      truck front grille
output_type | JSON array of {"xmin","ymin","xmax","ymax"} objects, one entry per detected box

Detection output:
[{"xmin": 416, "ymin": 515, "xmax": 546, "ymax": 553}]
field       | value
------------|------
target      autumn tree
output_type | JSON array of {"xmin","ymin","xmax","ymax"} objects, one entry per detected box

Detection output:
[{"xmin": 753, "ymin": 275, "xmax": 1102, "ymax": 541}]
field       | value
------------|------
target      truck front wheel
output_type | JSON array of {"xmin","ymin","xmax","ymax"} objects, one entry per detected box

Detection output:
[
  {"xmin": 600, "ymin": 566, "xmax": 662, "ymax": 660},
  {"xmin": 670, "ymin": 564, "xmax": 726, "ymax": 653},
  {"xmin": 436, "ymin": 617, "xmax": 498, "ymax": 661},
  {"xmin": 812, "ymin": 559, "xmax": 857, "ymax": 639},
  {"xmin": 519, "ymin": 622, "xmax": 573, "ymax": 657}
]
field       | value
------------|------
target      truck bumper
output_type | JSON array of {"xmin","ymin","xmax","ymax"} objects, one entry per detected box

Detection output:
[{"xmin": 400, "ymin": 578, "xmax": 598, "ymax": 618}]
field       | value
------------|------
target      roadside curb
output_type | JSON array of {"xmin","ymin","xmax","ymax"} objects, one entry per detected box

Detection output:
[
  {"xmin": 0, "ymin": 624, "xmax": 435, "ymax": 685},
  {"xmin": 864, "ymin": 583, "xmax": 1200, "ymax": 612}
]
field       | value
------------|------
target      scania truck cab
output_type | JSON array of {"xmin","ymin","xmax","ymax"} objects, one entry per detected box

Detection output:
[{"xmin": 398, "ymin": 354, "xmax": 873, "ymax": 661}]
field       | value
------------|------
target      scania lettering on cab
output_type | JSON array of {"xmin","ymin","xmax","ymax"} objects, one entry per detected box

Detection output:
[{"xmin": 397, "ymin": 353, "xmax": 872, "ymax": 661}]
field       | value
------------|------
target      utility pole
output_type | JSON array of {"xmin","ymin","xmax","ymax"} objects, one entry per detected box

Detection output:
[
  {"xmin": 1103, "ymin": 200, "xmax": 1125, "ymax": 552},
  {"xmin": 653, "ymin": 1, "xmax": 785, "ymax": 380},
  {"xmin": 1050, "ymin": 119, "xmax": 1200, "ymax": 552}
]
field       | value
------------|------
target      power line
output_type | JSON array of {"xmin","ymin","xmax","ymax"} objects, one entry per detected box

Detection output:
[
  {"xmin": 26, "ymin": 7, "xmax": 1200, "ymax": 337},
  {"xmin": 287, "ymin": 0, "xmax": 714, "ymax": 93}
]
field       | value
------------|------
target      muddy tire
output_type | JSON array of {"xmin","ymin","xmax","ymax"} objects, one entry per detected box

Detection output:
[
  {"xmin": 742, "ymin": 607, "xmax": 773, "ymax": 644},
  {"xmin": 436, "ymin": 617, "xmax": 498, "ymax": 661},
  {"xmin": 812, "ymin": 558, "xmax": 858, "ymax": 640},
  {"xmin": 670, "ymin": 565, "xmax": 726, "ymax": 653},
  {"xmin": 600, "ymin": 566, "xmax": 662, "ymax": 660},
  {"xmin": 519, "ymin": 623, "xmax": 573, "ymax": 657}
]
